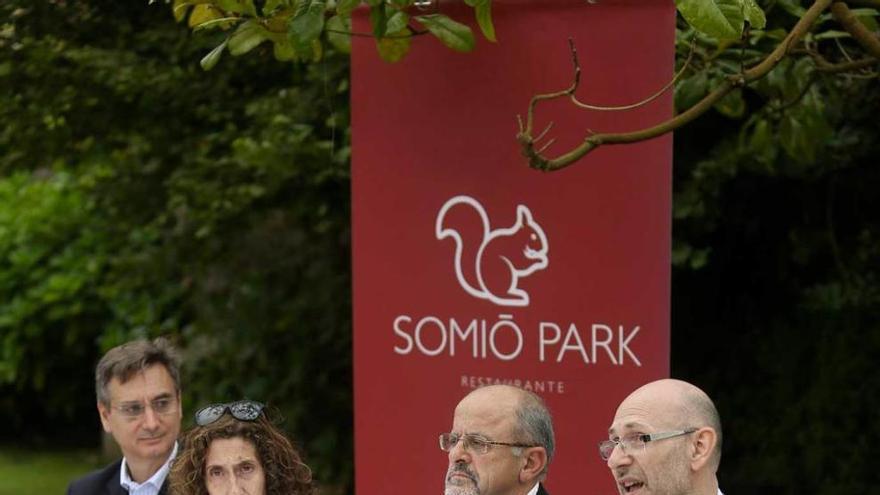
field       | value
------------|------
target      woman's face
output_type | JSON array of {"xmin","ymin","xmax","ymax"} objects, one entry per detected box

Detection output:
[{"xmin": 205, "ymin": 437, "xmax": 266, "ymax": 495}]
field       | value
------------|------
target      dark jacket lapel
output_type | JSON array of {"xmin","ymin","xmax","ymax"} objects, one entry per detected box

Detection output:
[{"xmin": 104, "ymin": 461, "xmax": 128, "ymax": 495}]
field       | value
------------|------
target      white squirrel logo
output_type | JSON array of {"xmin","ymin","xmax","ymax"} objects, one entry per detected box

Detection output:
[{"xmin": 435, "ymin": 196, "xmax": 549, "ymax": 307}]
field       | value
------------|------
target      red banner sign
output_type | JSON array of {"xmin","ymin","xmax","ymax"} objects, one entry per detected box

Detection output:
[{"xmin": 352, "ymin": 1, "xmax": 675, "ymax": 493}]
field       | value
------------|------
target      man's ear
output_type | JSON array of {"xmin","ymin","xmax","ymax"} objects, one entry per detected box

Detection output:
[
  {"xmin": 689, "ymin": 427, "xmax": 717, "ymax": 471},
  {"xmin": 97, "ymin": 401, "xmax": 113, "ymax": 433},
  {"xmin": 519, "ymin": 447, "xmax": 548, "ymax": 483}
]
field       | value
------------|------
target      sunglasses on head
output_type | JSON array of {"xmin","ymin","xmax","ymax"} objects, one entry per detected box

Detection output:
[{"xmin": 194, "ymin": 400, "xmax": 265, "ymax": 426}]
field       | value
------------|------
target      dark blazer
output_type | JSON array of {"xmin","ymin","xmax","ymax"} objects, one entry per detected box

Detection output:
[
  {"xmin": 537, "ymin": 483, "xmax": 550, "ymax": 495},
  {"xmin": 66, "ymin": 460, "xmax": 169, "ymax": 495}
]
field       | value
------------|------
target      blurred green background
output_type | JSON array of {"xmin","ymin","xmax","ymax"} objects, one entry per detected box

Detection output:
[{"xmin": 0, "ymin": 1, "xmax": 877, "ymax": 494}]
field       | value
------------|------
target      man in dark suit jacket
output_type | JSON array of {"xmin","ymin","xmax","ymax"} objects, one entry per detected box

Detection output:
[
  {"xmin": 441, "ymin": 385, "xmax": 555, "ymax": 495},
  {"xmin": 67, "ymin": 338, "xmax": 182, "ymax": 495},
  {"xmin": 68, "ymin": 459, "xmax": 167, "ymax": 495}
]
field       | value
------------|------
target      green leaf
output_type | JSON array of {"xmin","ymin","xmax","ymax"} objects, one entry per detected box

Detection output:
[
  {"xmin": 749, "ymin": 118, "xmax": 777, "ymax": 165},
  {"xmin": 675, "ymin": 0, "xmax": 745, "ymax": 40},
  {"xmin": 813, "ymin": 29, "xmax": 853, "ymax": 40},
  {"xmin": 288, "ymin": 0, "xmax": 327, "ymax": 53},
  {"xmin": 228, "ymin": 20, "xmax": 268, "ymax": 56},
  {"xmin": 172, "ymin": 0, "xmax": 191, "ymax": 23},
  {"xmin": 369, "ymin": 3, "xmax": 387, "ymax": 37},
  {"xmin": 779, "ymin": 114, "xmax": 811, "ymax": 163},
  {"xmin": 714, "ymin": 88, "xmax": 745, "ymax": 118},
  {"xmin": 326, "ymin": 14, "xmax": 352, "ymax": 53},
  {"xmin": 188, "ymin": 4, "xmax": 221, "ymax": 28},
  {"xmin": 855, "ymin": 8, "xmax": 879, "ymax": 32},
  {"xmin": 675, "ymin": 71, "xmax": 708, "ymax": 111},
  {"xmin": 415, "ymin": 14, "xmax": 475, "ymax": 52},
  {"xmin": 474, "ymin": 0, "xmax": 496, "ymax": 42},
  {"xmin": 671, "ymin": 241, "xmax": 692, "ymax": 265},
  {"xmin": 307, "ymin": 38, "xmax": 324, "ymax": 62},
  {"xmin": 200, "ymin": 39, "xmax": 227, "ymax": 70},
  {"xmin": 376, "ymin": 28, "xmax": 411, "ymax": 62},
  {"xmin": 741, "ymin": 0, "xmax": 766, "ymax": 29},
  {"xmin": 336, "ymin": 0, "xmax": 360, "ymax": 16},
  {"xmin": 191, "ymin": 16, "xmax": 241, "ymax": 33},
  {"xmin": 776, "ymin": 0, "xmax": 806, "ymax": 17},
  {"xmin": 216, "ymin": 0, "xmax": 258, "ymax": 16},
  {"xmin": 263, "ymin": 0, "xmax": 289, "ymax": 15},
  {"xmin": 689, "ymin": 248, "xmax": 709, "ymax": 269},
  {"xmin": 385, "ymin": 11, "xmax": 409, "ymax": 35},
  {"xmin": 273, "ymin": 39, "xmax": 297, "ymax": 61}
]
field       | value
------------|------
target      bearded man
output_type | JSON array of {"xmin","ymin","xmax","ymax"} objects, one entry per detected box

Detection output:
[{"xmin": 440, "ymin": 385, "xmax": 555, "ymax": 495}]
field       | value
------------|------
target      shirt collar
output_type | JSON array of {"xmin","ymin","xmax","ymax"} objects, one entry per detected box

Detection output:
[
  {"xmin": 526, "ymin": 482, "xmax": 541, "ymax": 495},
  {"xmin": 120, "ymin": 441, "xmax": 178, "ymax": 492}
]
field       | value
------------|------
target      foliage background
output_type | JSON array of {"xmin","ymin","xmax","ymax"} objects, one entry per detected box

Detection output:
[{"xmin": 0, "ymin": 0, "xmax": 877, "ymax": 494}]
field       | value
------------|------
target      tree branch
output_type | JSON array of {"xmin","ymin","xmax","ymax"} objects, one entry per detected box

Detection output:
[
  {"xmin": 518, "ymin": 0, "xmax": 836, "ymax": 172},
  {"xmin": 803, "ymin": 48, "xmax": 879, "ymax": 72},
  {"xmin": 845, "ymin": 0, "xmax": 880, "ymax": 7},
  {"xmin": 569, "ymin": 38, "xmax": 697, "ymax": 111},
  {"xmin": 831, "ymin": 1, "xmax": 880, "ymax": 59}
]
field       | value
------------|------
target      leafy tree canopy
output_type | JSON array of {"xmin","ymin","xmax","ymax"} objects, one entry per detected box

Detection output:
[{"xmin": 1, "ymin": 1, "xmax": 878, "ymax": 494}]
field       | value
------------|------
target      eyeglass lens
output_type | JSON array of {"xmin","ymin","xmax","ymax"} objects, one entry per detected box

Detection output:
[
  {"xmin": 598, "ymin": 436, "xmax": 646, "ymax": 460},
  {"xmin": 117, "ymin": 397, "xmax": 176, "ymax": 418},
  {"xmin": 440, "ymin": 433, "xmax": 492, "ymax": 454}
]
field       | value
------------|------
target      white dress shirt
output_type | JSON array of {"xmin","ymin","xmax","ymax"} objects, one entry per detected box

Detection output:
[{"xmin": 120, "ymin": 442, "xmax": 178, "ymax": 495}]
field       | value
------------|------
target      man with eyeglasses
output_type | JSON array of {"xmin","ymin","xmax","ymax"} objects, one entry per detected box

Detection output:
[
  {"xmin": 68, "ymin": 338, "xmax": 183, "ymax": 495},
  {"xmin": 602, "ymin": 379, "xmax": 723, "ymax": 495},
  {"xmin": 441, "ymin": 385, "xmax": 555, "ymax": 495}
]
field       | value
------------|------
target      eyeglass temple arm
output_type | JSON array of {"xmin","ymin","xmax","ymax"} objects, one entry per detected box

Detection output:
[{"xmin": 645, "ymin": 428, "xmax": 698, "ymax": 442}]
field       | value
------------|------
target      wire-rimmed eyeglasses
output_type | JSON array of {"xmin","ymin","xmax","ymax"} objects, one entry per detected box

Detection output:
[
  {"xmin": 598, "ymin": 428, "xmax": 697, "ymax": 460},
  {"xmin": 111, "ymin": 395, "xmax": 178, "ymax": 420},
  {"xmin": 439, "ymin": 432, "xmax": 538, "ymax": 455}
]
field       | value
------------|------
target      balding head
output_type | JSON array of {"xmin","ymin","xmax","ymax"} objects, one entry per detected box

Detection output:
[
  {"xmin": 618, "ymin": 379, "xmax": 722, "ymax": 469},
  {"xmin": 605, "ymin": 379, "xmax": 722, "ymax": 495},
  {"xmin": 444, "ymin": 385, "xmax": 555, "ymax": 495},
  {"xmin": 456, "ymin": 385, "xmax": 555, "ymax": 470}
]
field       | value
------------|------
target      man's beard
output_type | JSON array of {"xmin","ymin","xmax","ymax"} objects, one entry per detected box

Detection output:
[{"xmin": 444, "ymin": 462, "xmax": 480, "ymax": 495}]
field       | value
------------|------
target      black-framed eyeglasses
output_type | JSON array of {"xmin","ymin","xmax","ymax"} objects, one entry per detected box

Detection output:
[
  {"xmin": 598, "ymin": 428, "xmax": 697, "ymax": 461},
  {"xmin": 194, "ymin": 400, "xmax": 265, "ymax": 426},
  {"xmin": 439, "ymin": 432, "xmax": 538, "ymax": 455}
]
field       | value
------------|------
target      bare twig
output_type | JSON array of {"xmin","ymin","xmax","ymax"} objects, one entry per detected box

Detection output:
[
  {"xmin": 518, "ymin": 0, "xmax": 836, "ymax": 172},
  {"xmin": 569, "ymin": 38, "xmax": 697, "ymax": 111}
]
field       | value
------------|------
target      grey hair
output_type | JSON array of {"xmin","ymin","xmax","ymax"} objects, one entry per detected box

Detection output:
[
  {"xmin": 513, "ymin": 391, "xmax": 555, "ymax": 478},
  {"xmin": 682, "ymin": 387, "xmax": 723, "ymax": 471},
  {"xmin": 95, "ymin": 337, "xmax": 181, "ymax": 406}
]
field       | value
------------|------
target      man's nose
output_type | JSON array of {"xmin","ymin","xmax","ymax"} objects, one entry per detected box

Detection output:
[
  {"xmin": 141, "ymin": 405, "xmax": 160, "ymax": 430},
  {"xmin": 606, "ymin": 443, "xmax": 632, "ymax": 469},
  {"xmin": 447, "ymin": 438, "xmax": 471, "ymax": 464}
]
